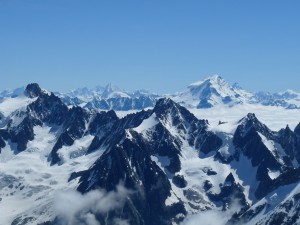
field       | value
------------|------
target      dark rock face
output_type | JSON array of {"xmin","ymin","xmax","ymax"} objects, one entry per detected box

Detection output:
[
  {"xmin": 139, "ymin": 122, "xmax": 182, "ymax": 174},
  {"xmin": 172, "ymin": 175, "xmax": 187, "ymax": 188},
  {"xmin": 87, "ymin": 109, "xmax": 152, "ymax": 155},
  {"xmin": 294, "ymin": 123, "xmax": 300, "ymax": 136},
  {"xmin": 232, "ymin": 113, "xmax": 296, "ymax": 199},
  {"xmin": 276, "ymin": 125, "xmax": 300, "ymax": 165},
  {"xmin": 154, "ymin": 98, "xmax": 222, "ymax": 156},
  {"xmin": 49, "ymin": 106, "xmax": 90, "ymax": 164},
  {"xmin": 78, "ymin": 135, "xmax": 186, "ymax": 225},
  {"xmin": 9, "ymin": 116, "xmax": 42, "ymax": 152},
  {"xmin": 256, "ymin": 168, "xmax": 300, "ymax": 199},
  {"xmin": 0, "ymin": 114, "xmax": 43, "ymax": 153},
  {"xmin": 27, "ymin": 93, "xmax": 69, "ymax": 125},
  {"xmin": 228, "ymin": 115, "xmax": 300, "ymax": 225},
  {"xmin": 0, "ymin": 131, "xmax": 7, "ymax": 152},
  {"xmin": 25, "ymin": 83, "xmax": 43, "ymax": 98}
]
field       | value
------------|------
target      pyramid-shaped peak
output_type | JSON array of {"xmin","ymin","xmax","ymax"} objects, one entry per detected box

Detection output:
[
  {"xmin": 239, "ymin": 113, "xmax": 267, "ymax": 127},
  {"xmin": 178, "ymin": 75, "xmax": 253, "ymax": 109},
  {"xmin": 153, "ymin": 98, "xmax": 201, "ymax": 126},
  {"xmin": 238, "ymin": 113, "xmax": 272, "ymax": 136},
  {"xmin": 238, "ymin": 113, "xmax": 261, "ymax": 127},
  {"xmin": 285, "ymin": 124, "xmax": 292, "ymax": 131},
  {"xmin": 102, "ymin": 83, "xmax": 129, "ymax": 98},
  {"xmin": 154, "ymin": 98, "xmax": 178, "ymax": 110},
  {"xmin": 154, "ymin": 98, "xmax": 184, "ymax": 117},
  {"xmin": 25, "ymin": 83, "xmax": 43, "ymax": 98}
]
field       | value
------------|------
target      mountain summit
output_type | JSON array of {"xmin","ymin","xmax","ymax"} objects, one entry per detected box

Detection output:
[
  {"xmin": 101, "ymin": 83, "xmax": 130, "ymax": 98},
  {"xmin": 173, "ymin": 75, "xmax": 253, "ymax": 108}
]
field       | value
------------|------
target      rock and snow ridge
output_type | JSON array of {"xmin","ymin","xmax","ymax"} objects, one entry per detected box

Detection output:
[{"xmin": 0, "ymin": 82, "xmax": 300, "ymax": 225}]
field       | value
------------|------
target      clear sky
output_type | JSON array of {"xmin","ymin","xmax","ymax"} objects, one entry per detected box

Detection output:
[{"xmin": 0, "ymin": 0, "xmax": 299, "ymax": 93}]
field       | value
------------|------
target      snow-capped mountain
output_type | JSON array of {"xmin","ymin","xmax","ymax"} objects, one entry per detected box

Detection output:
[
  {"xmin": 171, "ymin": 75, "xmax": 300, "ymax": 109},
  {"xmin": 1, "ymin": 82, "xmax": 300, "ymax": 225},
  {"xmin": 172, "ymin": 75, "xmax": 254, "ymax": 108}
]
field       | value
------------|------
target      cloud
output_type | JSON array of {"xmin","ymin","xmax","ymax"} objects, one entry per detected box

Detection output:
[
  {"xmin": 54, "ymin": 183, "xmax": 130, "ymax": 225},
  {"xmin": 181, "ymin": 210, "xmax": 230, "ymax": 225},
  {"xmin": 181, "ymin": 200, "xmax": 242, "ymax": 225}
]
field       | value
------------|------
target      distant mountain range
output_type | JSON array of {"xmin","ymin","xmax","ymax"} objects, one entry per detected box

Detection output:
[{"xmin": 2, "ymin": 75, "xmax": 299, "ymax": 111}]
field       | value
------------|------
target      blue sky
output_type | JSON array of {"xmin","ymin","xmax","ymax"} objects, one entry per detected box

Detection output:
[{"xmin": 0, "ymin": 0, "xmax": 299, "ymax": 93}]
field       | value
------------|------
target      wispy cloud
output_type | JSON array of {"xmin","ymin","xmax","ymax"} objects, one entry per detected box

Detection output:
[{"xmin": 54, "ymin": 183, "xmax": 130, "ymax": 225}]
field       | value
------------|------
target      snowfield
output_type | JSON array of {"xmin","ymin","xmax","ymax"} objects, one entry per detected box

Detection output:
[
  {"xmin": 0, "ymin": 126, "xmax": 104, "ymax": 225},
  {"xmin": 190, "ymin": 104, "xmax": 300, "ymax": 132}
]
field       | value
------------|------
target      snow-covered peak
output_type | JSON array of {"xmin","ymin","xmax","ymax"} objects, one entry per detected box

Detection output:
[
  {"xmin": 188, "ymin": 74, "xmax": 224, "ymax": 87},
  {"xmin": 153, "ymin": 97, "xmax": 206, "ymax": 134},
  {"xmin": 188, "ymin": 74, "xmax": 251, "ymax": 99},
  {"xmin": 173, "ymin": 75, "xmax": 253, "ymax": 108}
]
